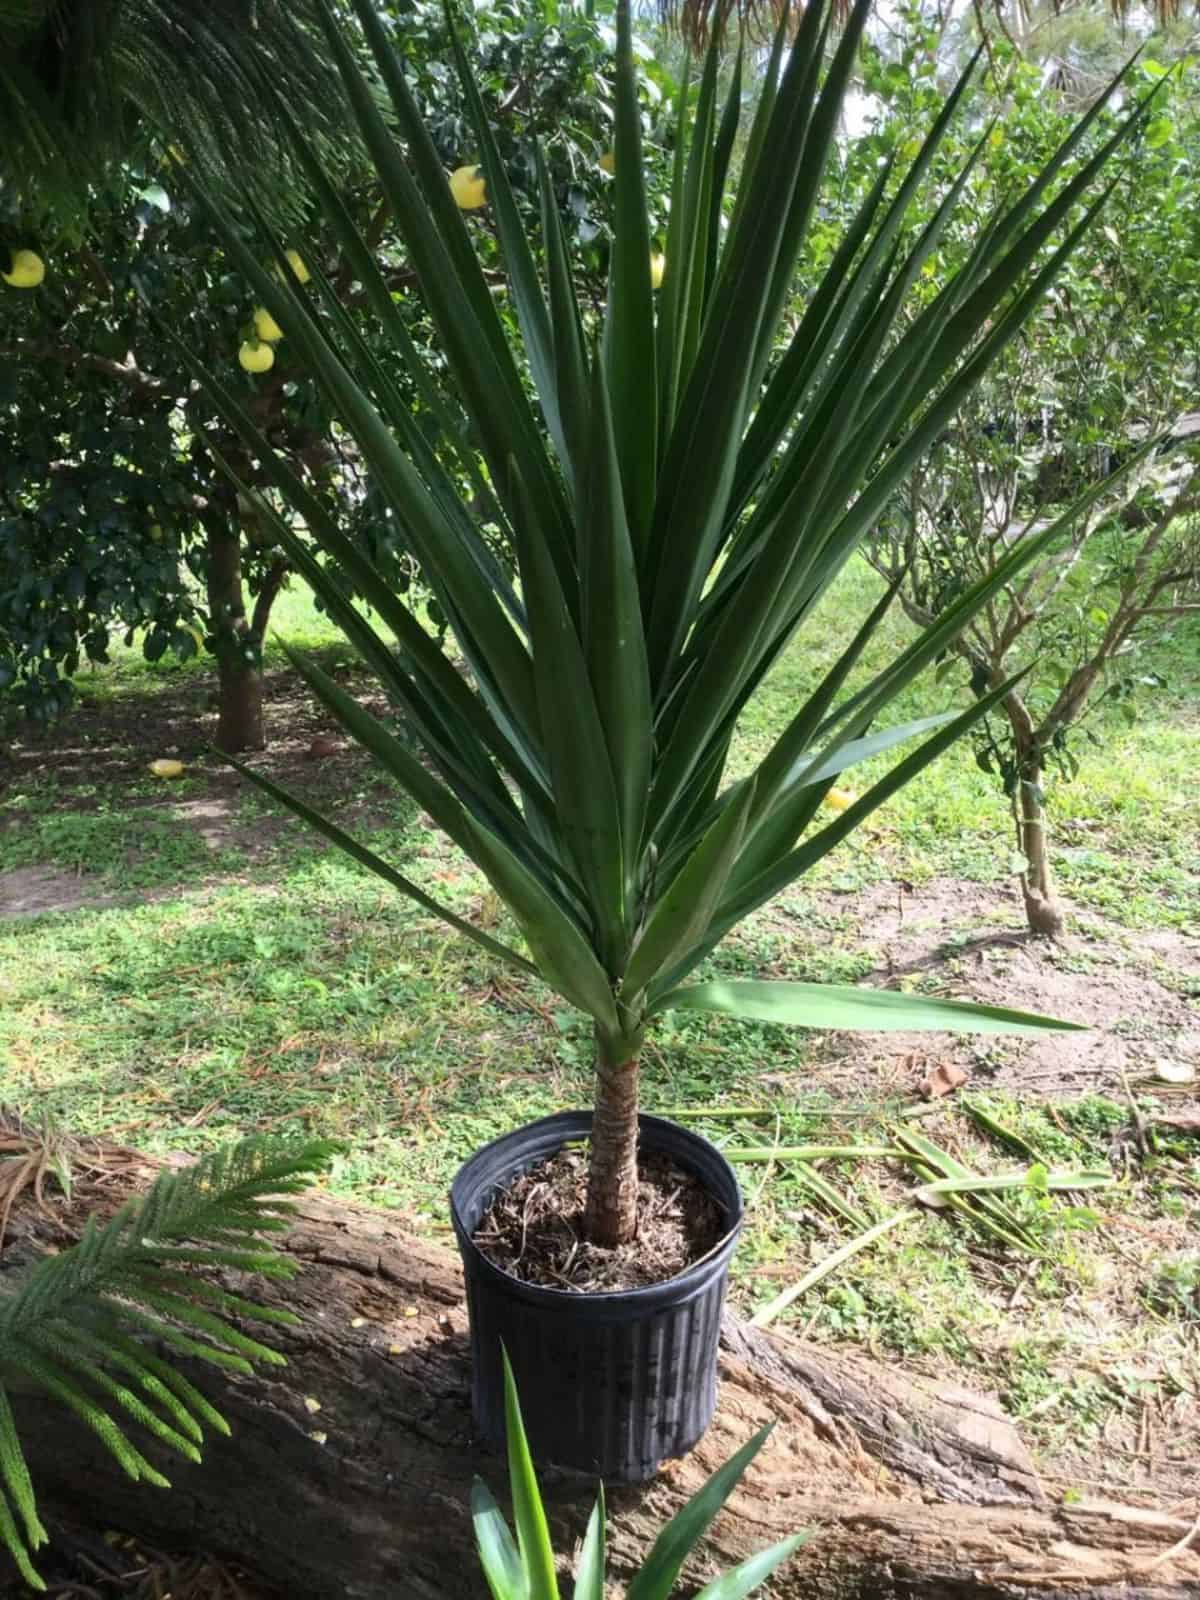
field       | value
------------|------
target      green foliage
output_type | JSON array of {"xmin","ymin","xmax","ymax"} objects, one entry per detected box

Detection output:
[
  {"xmin": 1, "ymin": 0, "xmax": 663, "ymax": 731},
  {"xmin": 185, "ymin": 0, "xmax": 1154, "ymax": 1193},
  {"xmin": 850, "ymin": 10, "xmax": 1200, "ymax": 805},
  {"xmin": 1145, "ymin": 1254, "xmax": 1200, "ymax": 1323},
  {"xmin": 0, "ymin": 0, "xmax": 343, "ymax": 218},
  {"xmin": 0, "ymin": 1135, "xmax": 337, "ymax": 1588},
  {"xmin": 472, "ymin": 1350, "xmax": 806, "ymax": 1599}
]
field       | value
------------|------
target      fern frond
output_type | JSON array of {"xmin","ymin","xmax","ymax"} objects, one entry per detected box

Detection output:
[
  {"xmin": 120, "ymin": 1266, "xmax": 301, "ymax": 1326},
  {"xmin": 2, "ymin": 1352, "xmax": 171, "ymax": 1486},
  {"xmin": 0, "ymin": 1389, "xmax": 46, "ymax": 1555},
  {"xmin": 0, "ymin": 1135, "xmax": 336, "ymax": 1587},
  {"xmin": 20, "ymin": 1331, "xmax": 204, "ymax": 1463},
  {"xmin": 97, "ymin": 1301, "xmax": 261, "ymax": 1375},
  {"xmin": 0, "ymin": 1487, "xmax": 44, "ymax": 1591}
]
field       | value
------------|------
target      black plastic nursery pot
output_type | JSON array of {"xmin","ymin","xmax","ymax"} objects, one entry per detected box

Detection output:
[{"xmin": 450, "ymin": 1110, "xmax": 743, "ymax": 1484}]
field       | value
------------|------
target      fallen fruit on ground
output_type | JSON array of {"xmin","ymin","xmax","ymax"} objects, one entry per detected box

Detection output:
[
  {"xmin": 148, "ymin": 759, "xmax": 185, "ymax": 779},
  {"xmin": 824, "ymin": 787, "xmax": 857, "ymax": 812},
  {"xmin": 239, "ymin": 339, "xmax": 275, "ymax": 373},
  {"xmin": 449, "ymin": 165, "xmax": 487, "ymax": 209},
  {"xmin": 254, "ymin": 306, "xmax": 284, "ymax": 342},
  {"xmin": 3, "ymin": 249, "xmax": 45, "ymax": 288}
]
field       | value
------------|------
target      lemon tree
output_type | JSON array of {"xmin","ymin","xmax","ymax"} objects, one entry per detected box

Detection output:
[
  {"xmin": 0, "ymin": 175, "xmax": 321, "ymax": 747},
  {"xmin": 1, "ymin": 0, "xmax": 672, "ymax": 748}
]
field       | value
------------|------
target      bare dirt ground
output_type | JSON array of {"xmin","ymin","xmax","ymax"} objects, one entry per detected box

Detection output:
[{"xmin": 799, "ymin": 879, "xmax": 1200, "ymax": 1101}]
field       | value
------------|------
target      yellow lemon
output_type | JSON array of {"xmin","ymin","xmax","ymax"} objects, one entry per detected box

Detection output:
[
  {"xmin": 823, "ymin": 787, "xmax": 857, "ymax": 813},
  {"xmin": 149, "ymin": 759, "xmax": 185, "ymax": 779},
  {"xmin": 239, "ymin": 339, "xmax": 275, "ymax": 374},
  {"xmin": 284, "ymin": 249, "xmax": 310, "ymax": 284},
  {"xmin": 449, "ymin": 165, "xmax": 487, "ymax": 209},
  {"xmin": 3, "ymin": 249, "xmax": 45, "ymax": 289},
  {"xmin": 253, "ymin": 306, "xmax": 284, "ymax": 342},
  {"xmin": 599, "ymin": 149, "xmax": 616, "ymax": 175},
  {"xmin": 649, "ymin": 252, "xmax": 666, "ymax": 290}
]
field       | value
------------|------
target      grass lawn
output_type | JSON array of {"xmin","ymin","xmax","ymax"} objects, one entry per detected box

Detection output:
[{"xmin": 2, "ymin": 560, "xmax": 1198, "ymax": 1502}]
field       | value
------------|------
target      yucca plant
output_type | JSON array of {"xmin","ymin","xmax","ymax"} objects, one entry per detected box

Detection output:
[
  {"xmin": 0, "ymin": 1135, "xmax": 336, "ymax": 1588},
  {"xmin": 474, "ymin": 1350, "xmax": 806, "ymax": 1598},
  {"xmin": 187, "ymin": 0, "xmax": 1152, "ymax": 1248}
]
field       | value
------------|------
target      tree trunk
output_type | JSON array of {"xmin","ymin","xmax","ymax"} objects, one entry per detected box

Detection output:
[
  {"xmin": 1003, "ymin": 694, "xmax": 1066, "ymax": 939},
  {"xmin": 204, "ymin": 515, "xmax": 266, "ymax": 754},
  {"xmin": 584, "ymin": 1028, "xmax": 641, "ymax": 1246},
  {"xmin": 6, "ymin": 1153, "xmax": 1197, "ymax": 1600},
  {"xmin": 1015, "ymin": 770, "xmax": 1065, "ymax": 938}
]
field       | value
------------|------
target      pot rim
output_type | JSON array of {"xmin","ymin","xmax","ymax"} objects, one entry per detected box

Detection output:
[{"xmin": 450, "ymin": 1109, "xmax": 743, "ymax": 1310}]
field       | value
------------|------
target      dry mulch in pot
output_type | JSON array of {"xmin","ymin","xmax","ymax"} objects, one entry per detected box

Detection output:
[{"xmin": 473, "ymin": 1145, "xmax": 726, "ymax": 1293}]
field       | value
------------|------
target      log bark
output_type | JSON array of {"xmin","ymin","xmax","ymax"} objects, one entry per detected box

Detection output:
[{"xmin": 5, "ymin": 1160, "xmax": 1197, "ymax": 1600}]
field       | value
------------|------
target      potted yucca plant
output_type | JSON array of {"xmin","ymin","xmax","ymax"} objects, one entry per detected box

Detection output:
[{"xmin": 188, "ymin": 0, "xmax": 1149, "ymax": 1481}]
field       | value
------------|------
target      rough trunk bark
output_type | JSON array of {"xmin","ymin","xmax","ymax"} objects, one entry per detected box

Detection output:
[
  {"xmin": 204, "ymin": 515, "xmax": 266, "ymax": 754},
  {"xmin": 583, "ymin": 1029, "xmax": 641, "ymax": 1247},
  {"xmin": 1003, "ymin": 694, "xmax": 1066, "ymax": 939},
  {"xmin": 6, "ymin": 1156, "xmax": 1197, "ymax": 1600}
]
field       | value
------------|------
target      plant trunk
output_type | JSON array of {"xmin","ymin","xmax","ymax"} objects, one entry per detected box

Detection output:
[
  {"xmin": 204, "ymin": 515, "xmax": 266, "ymax": 754},
  {"xmin": 1004, "ymin": 695, "xmax": 1065, "ymax": 939},
  {"xmin": 584, "ymin": 1027, "xmax": 641, "ymax": 1247}
]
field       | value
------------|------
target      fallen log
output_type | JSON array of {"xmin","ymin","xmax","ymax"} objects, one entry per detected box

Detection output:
[{"xmin": 4, "ymin": 1157, "xmax": 1197, "ymax": 1600}]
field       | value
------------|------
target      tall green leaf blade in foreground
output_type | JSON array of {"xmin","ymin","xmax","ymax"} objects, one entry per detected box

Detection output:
[
  {"xmin": 573, "ymin": 1492, "xmax": 606, "ymax": 1600},
  {"xmin": 502, "ymin": 1351, "xmax": 560, "ymax": 1600},
  {"xmin": 472, "ymin": 1479, "xmax": 527, "ymax": 1600},
  {"xmin": 693, "ymin": 1535, "xmax": 812, "ymax": 1600},
  {"xmin": 627, "ymin": 1426, "xmax": 775, "ymax": 1600},
  {"xmin": 477, "ymin": 1370, "xmax": 803, "ymax": 1599}
]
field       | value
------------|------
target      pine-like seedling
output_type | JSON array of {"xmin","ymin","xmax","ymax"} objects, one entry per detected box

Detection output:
[{"xmin": 0, "ymin": 1135, "xmax": 337, "ymax": 1589}]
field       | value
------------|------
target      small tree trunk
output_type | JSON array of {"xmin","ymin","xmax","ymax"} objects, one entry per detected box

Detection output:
[
  {"xmin": 1014, "ymin": 771, "xmax": 1065, "ymax": 938},
  {"xmin": 1004, "ymin": 694, "xmax": 1065, "ymax": 938},
  {"xmin": 204, "ymin": 515, "xmax": 266, "ymax": 754},
  {"xmin": 584, "ymin": 1027, "xmax": 641, "ymax": 1247}
]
